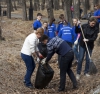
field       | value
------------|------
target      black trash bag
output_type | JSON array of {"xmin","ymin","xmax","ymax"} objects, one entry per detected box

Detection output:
[
  {"xmin": 89, "ymin": 59, "xmax": 97, "ymax": 75},
  {"xmin": 35, "ymin": 63, "xmax": 54, "ymax": 89},
  {"xmin": 38, "ymin": 43, "xmax": 48, "ymax": 58}
]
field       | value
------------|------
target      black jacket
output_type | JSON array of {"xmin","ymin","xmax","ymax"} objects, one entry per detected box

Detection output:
[{"xmin": 75, "ymin": 24, "xmax": 98, "ymax": 50}]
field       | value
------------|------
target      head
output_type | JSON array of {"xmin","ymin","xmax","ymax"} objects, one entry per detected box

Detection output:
[
  {"xmin": 63, "ymin": 20, "xmax": 68, "ymax": 26},
  {"xmin": 88, "ymin": 17, "xmax": 97, "ymax": 27},
  {"xmin": 40, "ymin": 35, "xmax": 49, "ymax": 44},
  {"xmin": 73, "ymin": 18, "xmax": 78, "ymax": 25},
  {"xmin": 59, "ymin": 14, "xmax": 65, "ymax": 21},
  {"xmin": 42, "ymin": 21, "xmax": 48, "ymax": 29},
  {"xmin": 94, "ymin": 4, "xmax": 98, "ymax": 10},
  {"xmin": 35, "ymin": 28, "xmax": 44, "ymax": 38},
  {"xmin": 49, "ymin": 17, "xmax": 55, "ymax": 26},
  {"xmin": 37, "ymin": 13, "xmax": 42, "ymax": 20}
]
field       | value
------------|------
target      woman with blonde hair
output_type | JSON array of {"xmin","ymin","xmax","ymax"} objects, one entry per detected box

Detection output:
[{"xmin": 21, "ymin": 28, "xmax": 44, "ymax": 89}]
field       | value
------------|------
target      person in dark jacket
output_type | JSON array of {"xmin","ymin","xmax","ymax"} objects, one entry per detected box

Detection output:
[
  {"xmin": 33, "ymin": 13, "xmax": 42, "ymax": 30},
  {"xmin": 40, "ymin": 35, "xmax": 77, "ymax": 92},
  {"xmin": 75, "ymin": 17, "xmax": 98, "ymax": 80}
]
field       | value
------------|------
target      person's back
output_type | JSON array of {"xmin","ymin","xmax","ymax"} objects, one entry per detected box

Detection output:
[
  {"xmin": 58, "ymin": 21, "xmax": 74, "ymax": 46},
  {"xmin": 48, "ymin": 23, "xmax": 56, "ymax": 38}
]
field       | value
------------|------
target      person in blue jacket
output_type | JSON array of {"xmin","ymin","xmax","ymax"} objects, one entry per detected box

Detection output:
[
  {"xmin": 93, "ymin": 4, "xmax": 100, "ymax": 32},
  {"xmin": 42, "ymin": 21, "xmax": 48, "ymax": 36},
  {"xmin": 57, "ymin": 14, "xmax": 71, "ymax": 34},
  {"xmin": 72, "ymin": 18, "xmax": 80, "ymax": 65},
  {"xmin": 33, "ymin": 13, "xmax": 42, "ymax": 30},
  {"xmin": 48, "ymin": 18, "xmax": 56, "ymax": 38},
  {"xmin": 58, "ymin": 20, "xmax": 74, "ymax": 47}
]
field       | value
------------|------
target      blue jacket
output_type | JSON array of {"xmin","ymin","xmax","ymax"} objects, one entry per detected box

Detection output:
[
  {"xmin": 33, "ymin": 20, "xmax": 42, "ymax": 30},
  {"xmin": 44, "ymin": 29, "xmax": 49, "ymax": 36},
  {"xmin": 94, "ymin": 10, "xmax": 100, "ymax": 23},
  {"xmin": 57, "ymin": 21, "xmax": 71, "ymax": 33},
  {"xmin": 58, "ymin": 26, "xmax": 74, "ymax": 43},
  {"xmin": 48, "ymin": 23, "xmax": 56, "ymax": 38},
  {"xmin": 72, "ymin": 25, "xmax": 80, "ymax": 42}
]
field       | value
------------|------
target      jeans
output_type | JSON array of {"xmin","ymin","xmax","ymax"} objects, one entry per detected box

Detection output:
[
  {"xmin": 21, "ymin": 53, "xmax": 35, "ymax": 86},
  {"xmin": 59, "ymin": 50, "xmax": 77, "ymax": 90},
  {"xmin": 77, "ymin": 46, "xmax": 92, "ymax": 74},
  {"xmin": 73, "ymin": 43, "xmax": 79, "ymax": 61}
]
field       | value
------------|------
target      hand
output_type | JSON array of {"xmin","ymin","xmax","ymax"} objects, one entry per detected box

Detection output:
[
  {"xmin": 78, "ymin": 20, "xmax": 81, "ymax": 25},
  {"xmin": 41, "ymin": 58, "xmax": 47, "ymax": 65},
  {"xmin": 83, "ymin": 38, "xmax": 89, "ymax": 42},
  {"xmin": 74, "ymin": 40, "xmax": 78, "ymax": 45},
  {"xmin": 36, "ymin": 57, "xmax": 40, "ymax": 63},
  {"xmin": 38, "ymin": 53, "xmax": 44, "ymax": 59}
]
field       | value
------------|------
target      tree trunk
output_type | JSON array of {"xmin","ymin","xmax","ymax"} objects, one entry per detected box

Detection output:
[
  {"xmin": 34, "ymin": 0, "xmax": 40, "ymax": 11},
  {"xmin": 82, "ymin": 0, "xmax": 87, "ymax": 15},
  {"xmin": 14, "ymin": 0, "xmax": 17, "ymax": 10},
  {"xmin": 64, "ymin": 0, "xmax": 72, "ymax": 25},
  {"xmin": 22, "ymin": 0, "xmax": 27, "ymax": 21},
  {"xmin": 89, "ymin": 0, "xmax": 94, "ymax": 11},
  {"xmin": 61, "ymin": 0, "xmax": 64, "ymax": 9},
  {"xmin": 86, "ymin": 0, "xmax": 90, "ymax": 10},
  {"xmin": 41, "ymin": 0, "xmax": 45, "ymax": 10},
  {"xmin": 29, "ymin": 0, "xmax": 33, "ymax": 20},
  {"xmin": 11, "ymin": 0, "xmax": 14, "ymax": 11},
  {"xmin": 73, "ymin": 0, "xmax": 80, "ymax": 19},
  {"xmin": 53, "ymin": 0, "xmax": 59, "ymax": 10},
  {"xmin": 47, "ymin": 0, "xmax": 54, "ymax": 21},
  {"xmin": 7, "ymin": 0, "xmax": 11, "ymax": 19},
  {"xmin": 94, "ymin": 0, "xmax": 99, "ymax": 5}
]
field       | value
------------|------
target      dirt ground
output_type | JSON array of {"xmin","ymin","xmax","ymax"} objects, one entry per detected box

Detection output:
[{"xmin": 0, "ymin": 14, "xmax": 100, "ymax": 94}]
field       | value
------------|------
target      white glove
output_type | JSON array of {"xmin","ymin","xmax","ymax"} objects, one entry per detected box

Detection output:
[
  {"xmin": 74, "ymin": 40, "xmax": 78, "ymax": 45},
  {"xmin": 41, "ymin": 58, "xmax": 46, "ymax": 65},
  {"xmin": 83, "ymin": 38, "xmax": 89, "ymax": 42},
  {"xmin": 36, "ymin": 57, "xmax": 40, "ymax": 63},
  {"xmin": 78, "ymin": 20, "xmax": 81, "ymax": 24}
]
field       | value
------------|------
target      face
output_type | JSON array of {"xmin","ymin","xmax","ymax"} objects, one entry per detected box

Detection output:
[
  {"xmin": 73, "ymin": 19, "xmax": 78, "ymax": 25},
  {"xmin": 94, "ymin": 5, "xmax": 98, "ymax": 10},
  {"xmin": 37, "ymin": 16, "xmax": 42, "ymax": 20},
  {"xmin": 37, "ymin": 33, "xmax": 42, "ymax": 39},
  {"xmin": 42, "ymin": 39, "xmax": 48, "ymax": 44},
  {"xmin": 43, "ymin": 23, "xmax": 48, "ymax": 28},
  {"xmin": 89, "ymin": 21, "xmax": 96, "ymax": 27}
]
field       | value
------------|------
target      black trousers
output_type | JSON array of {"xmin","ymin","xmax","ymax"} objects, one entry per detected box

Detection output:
[{"xmin": 59, "ymin": 50, "xmax": 77, "ymax": 90}]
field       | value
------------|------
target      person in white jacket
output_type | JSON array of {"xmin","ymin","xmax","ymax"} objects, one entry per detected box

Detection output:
[{"xmin": 21, "ymin": 28, "xmax": 44, "ymax": 89}]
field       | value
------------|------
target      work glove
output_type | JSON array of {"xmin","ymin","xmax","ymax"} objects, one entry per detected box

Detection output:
[
  {"xmin": 74, "ymin": 39, "xmax": 78, "ymax": 45},
  {"xmin": 83, "ymin": 38, "xmax": 89, "ymax": 42},
  {"xmin": 41, "ymin": 58, "xmax": 47, "ymax": 65}
]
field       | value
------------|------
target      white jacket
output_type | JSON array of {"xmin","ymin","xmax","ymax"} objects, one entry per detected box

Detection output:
[{"xmin": 21, "ymin": 33, "xmax": 39, "ymax": 56}]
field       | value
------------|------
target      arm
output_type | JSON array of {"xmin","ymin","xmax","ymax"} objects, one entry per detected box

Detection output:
[
  {"xmin": 88, "ymin": 31, "xmax": 98, "ymax": 42},
  {"xmin": 45, "ymin": 51, "xmax": 55, "ymax": 63},
  {"xmin": 33, "ymin": 21, "xmax": 38, "ymax": 30},
  {"xmin": 58, "ymin": 29, "xmax": 62, "ymax": 38}
]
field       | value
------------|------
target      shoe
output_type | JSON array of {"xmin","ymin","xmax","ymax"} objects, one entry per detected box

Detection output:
[
  {"xmin": 58, "ymin": 88, "xmax": 64, "ymax": 92},
  {"xmin": 76, "ymin": 74, "xmax": 80, "ymax": 80},
  {"xmin": 73, "ymin": 84, "xmax": 78, "ymax": 89},
  {"xmin": 25, "ymin": 84, "xmax": 34, "ymax": 89},
  {"xmin": 85, "ymin": 73, "xmax": 90, "ymax": 77}
]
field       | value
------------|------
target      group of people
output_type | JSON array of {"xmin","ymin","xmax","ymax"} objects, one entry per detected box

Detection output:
[{"xmin": 20, "ymin": 11, "xmax": 99, "ymax": 92}]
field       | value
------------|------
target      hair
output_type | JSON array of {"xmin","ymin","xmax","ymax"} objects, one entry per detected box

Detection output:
[
  {"xmin": 63, "ymin": 20, "xmax": 68, "ymax": 25},
  {"xmin": 39, "ymin": 34, "xmax": 48, "ymax": 42},
  {"xmin": 37, "ymin": 13, "xmax": 42, "ymax": 16},
  {"xmin": 43, "ymin": 21, "xmax": 48, "ymax": 24},
  {"xmin": 49, "ymin": 18, "xmax": 55, "ymax": 26},
  {"xmin": 73, "ymin": 18, "xmax": 78, "ymax": 21},
  {"xmin": 59, "ymin": 14, "xmax": 64, "ymax": 19},
  {"xmin": 89, "ymin": 17, "xmax": 97, "ymax": 23},
  {"xmin": 35, "ymin": 28, "xmax": 44, "ymax": 36}
]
